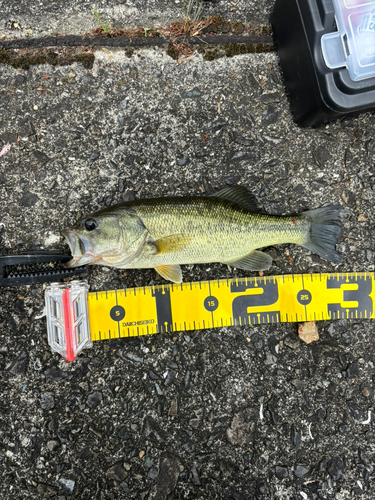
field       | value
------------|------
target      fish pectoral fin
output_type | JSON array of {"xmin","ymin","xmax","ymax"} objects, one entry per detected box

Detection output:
[
  {"xmin": 211, "ymin": 186, "xmax": 260, "ymax": 212},
  {"xmin": 155, "ymin": 265, "xmax": 183, "ymax": 283},
  {"xmin": 224, "ymin": 250, "xmax": 272, "ymax": 271},
  {"xmin": 153, "ymin": 234, "xmax": 190, "ymax": 254}
]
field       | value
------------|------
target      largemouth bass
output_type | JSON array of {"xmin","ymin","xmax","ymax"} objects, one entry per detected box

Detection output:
[{"xmin": 62, "ymin": 186, "xmax": 345, "ymax": 283}]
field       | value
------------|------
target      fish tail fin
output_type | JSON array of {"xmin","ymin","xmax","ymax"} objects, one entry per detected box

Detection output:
[{"xmin": 300, "ymin": 205, "xmax": 347, "ymax": 263}]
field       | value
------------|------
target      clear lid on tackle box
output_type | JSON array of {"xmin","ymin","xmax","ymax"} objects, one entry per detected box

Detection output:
[{"xmin": 321, "ymin": 0, "xmax": 375, "ymax": 81}]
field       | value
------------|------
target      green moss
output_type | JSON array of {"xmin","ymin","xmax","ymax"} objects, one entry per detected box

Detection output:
[
  {"xmin": 206, "ymin": 15, "xmax": 227, "ymax": 33},
  {"xmin": 224, "ymin": 42, "xmax": 274, "ymax": 57},
  {"xmin": 0, "ymin": 49, "xmax": 10, "ymax": 65},
  {"xmin": 203, "ymin": 15, "xmax": 248, "ymax": 34},
  {"xmin": 116, "ymin": 80, "xmax": 127, "ymax": 86},
  {"xmin": 75, "ymin": 53, "xmax": 95, "ymax": 69},
  {"xmin": 0, "ymin": 49, "xmax": 95, "ymax": 70},
  {"xmin": 199, "ymin": 42, "xmax": 274, "ymax": 61},
  {"xmin": 231, "ymin": 22, "xmax": 245, "ymax": 35},
  {"xmin": 259, "ymin": 25, "xmax": 273, "ymax": 36},
  {"xmin": 124, "ymin": 48, "xmax": 134, "ymax": 58},
  {"xmin": 225, "ymin": 43, "xmax": 251, "ymax": 57},
  {"xmin": 202, "ymin": 47, "xmax": 223, "ymax": 61},
  {"xmin": 166, "ymin": 44, "xmax": 179, "ymax": 60},
  {"xmin": 146, "ymin": 29, "xmax": 160, "ymax": 38}
]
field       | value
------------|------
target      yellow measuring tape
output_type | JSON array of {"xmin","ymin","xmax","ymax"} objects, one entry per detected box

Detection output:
[{"xmin": 87, "ymin": 272, "xmax": 375, "ymax": 341}]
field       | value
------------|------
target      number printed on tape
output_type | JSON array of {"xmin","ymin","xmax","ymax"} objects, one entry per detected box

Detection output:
[{"xmin": 87, "ymin": 273, "xmax": 375, "ymax": 341}]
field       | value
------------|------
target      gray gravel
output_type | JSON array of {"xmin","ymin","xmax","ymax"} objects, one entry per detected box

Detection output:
[
  {"xmin": 1, "ymin": 1, "xmax": 375, "ymax": 499},
  {"xmin": 0, "ymin": 0, "xmax": 272, "ymax": 40}
]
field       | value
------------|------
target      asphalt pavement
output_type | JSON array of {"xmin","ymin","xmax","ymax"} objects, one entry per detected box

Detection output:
[{"xmin": 0, "ymin": 1, "xmax": 374, "ymax": 499}]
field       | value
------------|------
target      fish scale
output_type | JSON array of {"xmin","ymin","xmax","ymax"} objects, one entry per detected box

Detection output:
[{"xmin": 128, "ymin": 198, "xmax": 308, "ymax": 267}]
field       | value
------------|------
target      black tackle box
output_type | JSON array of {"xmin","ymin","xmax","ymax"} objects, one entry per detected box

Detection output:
[{"xmin": 271, "ymin": 0, "xmax": 375, "ymax": 126}]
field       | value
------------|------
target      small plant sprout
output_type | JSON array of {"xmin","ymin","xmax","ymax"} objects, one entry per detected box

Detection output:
[
  {"xmin": 182, "ymin": 0, "xmax": 205, "ymax": 24},
  {"xmin": 180, "ymin": 0, "xmax": 209, "ymax": 36},
  {"xmin": 91, "ymin": 7, "xmax": 112, "ymax": 34},
  {"xmin": 161, "ymin": 0, "xmax": 212, "ymax": 49}
]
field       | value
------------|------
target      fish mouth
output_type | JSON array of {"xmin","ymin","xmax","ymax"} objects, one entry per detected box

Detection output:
[{"xmin": 61, "ymin": 229, "xmax": 93, "ymax": 268}]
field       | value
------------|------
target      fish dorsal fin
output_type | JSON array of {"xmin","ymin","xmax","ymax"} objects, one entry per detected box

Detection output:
[
  {"xmin": 155, "ymin": 264, "xmax": 183, "ymax": 283},
  {"xmin": 153, "ymin": 234, "xmax": 190, "ymax": 254},
  {"xmin": 211, "ymin": 186, "xmax": 259, "ymax": 212},
  {"xmin": 224, "ymin": 250, "xmax": 272, "ymax": 271}
]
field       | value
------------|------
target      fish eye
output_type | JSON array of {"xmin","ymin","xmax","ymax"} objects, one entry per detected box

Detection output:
[{"xmin": 84, "ymin": 219, "xmax": 97, "ymax": 231}]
